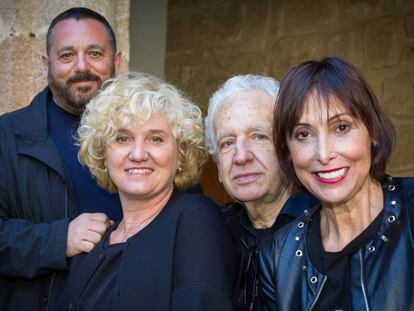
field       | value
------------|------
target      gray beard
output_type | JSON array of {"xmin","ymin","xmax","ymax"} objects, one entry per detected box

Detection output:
[{"xmin": 48, "ymin": 70, "xmax": 115, "ymax": 115}]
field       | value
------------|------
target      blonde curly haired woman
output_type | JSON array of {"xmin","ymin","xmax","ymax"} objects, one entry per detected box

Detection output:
[{"xmin": 54, "ymin": 73, "xmax": 239, "ymax": 310}]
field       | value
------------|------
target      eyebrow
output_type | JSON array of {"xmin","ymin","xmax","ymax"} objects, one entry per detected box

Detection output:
[
  {"xmin": 56, "ymin": 46, "xmax": 75, "ymax": 54},
  {"xmin": 116, "ymin": 128, "xmax": 167, "ymax": 135},
  {"xmin": 56, "ymin": 44, "xmax": 105, "ymax": 54},
  {"xmin": 216, "ymin": 131, "xmax": 233, "ymax": 142},
  {"xmin": 116, "ymin": 128, "xmax": 131, "ymax": 135},
  {"xmin": 147, "ymin": 129, "xmax": 167, "ymax": 135},
  {"xmin": 87, "ymin": 44, "xmax": 105, "ymax": 51},
  {"xmin": 296, "ymin": 112, "xmax": 350, "ymax": 126},
  {"xmin": 216, "ymin": 126, "xmax": 271, "ymax": 142}
]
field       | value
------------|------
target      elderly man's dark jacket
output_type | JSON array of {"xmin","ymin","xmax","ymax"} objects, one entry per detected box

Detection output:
[
  {"xmin": 0, "ymin": 87, "xmax": 78, "ymax": 310},
  {"xmin": 223, "ymin": 193, "xmax": 317, "ymax": 310},
  {"xmin": 259, "ymin": 177, "xmax": 414, "ymax": 311}
]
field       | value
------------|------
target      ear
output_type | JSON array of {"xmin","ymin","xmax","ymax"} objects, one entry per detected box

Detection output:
[
  {"xmin": 41, "ymin": 54, "xmax": 49, "ymax": 78},
  {"xmin": 217, "ymin": 163, "xmax": 223, "ymax": 184},
  {"xmin": 176, "ymin": 151, "xmax": 183, "ymax": 172},
  {"xmin": 114, "ymin": 52, "xmax": 122, "ymax": 75}
]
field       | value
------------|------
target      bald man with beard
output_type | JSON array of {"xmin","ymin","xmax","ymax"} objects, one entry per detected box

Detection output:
[{"xmin": 0, "ymin": 7, "xmax": 122, "ymax": 310}]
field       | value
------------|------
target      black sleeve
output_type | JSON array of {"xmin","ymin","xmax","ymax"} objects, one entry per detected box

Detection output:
[
  {"xmin": 0, "ymin": 126, "xmax": 69, "ymax": 278},
  {"xmin": 172, "ymin": 196, "xmax": 240, "ymax": 311},
  {"xmin": 0, "ymin": 218, "xmax": 69, "ymax": 278}
]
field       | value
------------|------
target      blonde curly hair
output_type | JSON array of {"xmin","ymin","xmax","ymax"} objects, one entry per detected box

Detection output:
[{"xmin": 78, "ymin": 72, "xmax": 207, "ymax": 192}]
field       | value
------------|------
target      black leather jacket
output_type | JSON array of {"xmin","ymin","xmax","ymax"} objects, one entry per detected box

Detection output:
[{"xmin": 259, "ymin": 177, "xmax": 414, "ymax": 311}]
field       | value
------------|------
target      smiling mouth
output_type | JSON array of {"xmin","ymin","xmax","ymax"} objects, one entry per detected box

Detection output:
[
  {"xmin": 314, "ymin": 168, "xmax": 348, "ymax": 183},
  {"xmin": 126, "ymin": 168, "xmax": 153, "ymax": 174}
]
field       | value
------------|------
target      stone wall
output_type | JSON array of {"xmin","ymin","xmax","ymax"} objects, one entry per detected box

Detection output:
[
  {"xmin": 0, "ymin": 0, "xmax": 130, "ymax": 114},
  {"xmin": 166, "ymin": 0, "xmax": 414, "ymax": 203}
]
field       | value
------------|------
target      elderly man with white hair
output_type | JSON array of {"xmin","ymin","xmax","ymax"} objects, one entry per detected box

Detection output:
[{"xmin": 205, "ymin": 74, "xmax": 317, "ymax": 310}]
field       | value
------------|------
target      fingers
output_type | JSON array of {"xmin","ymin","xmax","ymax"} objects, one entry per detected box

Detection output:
[
  {"xmin": 66, "ymin": 213, "xmax": 113, "ymax": 257},
  {"xmin": 85, "ymin": 213, "xmax": 113, "ymax": 234},
  {"xmin": 79, "ymin": 240, "xmax": 96, "ymax": 254},
  {"xmin": 83, "ymin": 230, "xmax": 104, "ymax": 245},
  {"xmin": 87, "ymin": 212, "xmax": 110, "ymax": 223},
  {"xmin": 87, "ymin": 218, "xmax": 111, "ymax": 236}
]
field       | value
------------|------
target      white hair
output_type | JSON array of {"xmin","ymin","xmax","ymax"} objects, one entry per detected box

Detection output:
[{"xmin": 204, "ymin": 74, "xmax": 280, "ymax": 158}]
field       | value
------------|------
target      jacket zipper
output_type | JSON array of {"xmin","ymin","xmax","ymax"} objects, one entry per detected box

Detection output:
[
  {"xmin": 308, "ymin": 275, "xmax": 327, "ymax": 311},
  {"xmin": 45, "ymin": 273, "xmax": 55, "ymax": 311},
  {"xmin": 359, "ymin": 249, "xmax": 370, "ymax": 311},
  {"xmin": 241, "ymin": 237, "xmax": 249, "ymax": 250},
  {"xmin": 45, "ymin": 187, "xmax": 69, "ymax": 311}
]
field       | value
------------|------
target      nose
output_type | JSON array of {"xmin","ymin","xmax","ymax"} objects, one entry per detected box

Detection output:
[
  {"xmin": 128, "ymin": 142, "xmax": 149, "ymax": 162},
  {"xmin": 75, "ymin": 53, "xmax": 90, "ymax": 72},
  {"xmin": 233, "ymin": 137, "xmax": 253, "ymax": 165},
  {"xmin": 316, "ymin": 135, "xmax": 335, "ymax": 165}
]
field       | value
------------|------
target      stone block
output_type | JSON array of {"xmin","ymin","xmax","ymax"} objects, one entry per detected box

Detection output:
[
  {"xmin": 335, "ymin": 0, "xmax": 389, "ymax": 26},
  {"xmin": 270, "ymin": 33, "xmax": 327, "ymax": 78},
  {"xmin": 363, "ymin": 69, "xmax": 384, "ymax": 98},
  {"xmin": 395, "ymin": 0, "xmax": 414, "ymax": 10},
  {"xmin": 211, "ymin": 2, "xmax": 244, "ymax": 42},
  {"xmin": 8, "ymin": 1, "xmax": 37, "ymax": 33},
  {"xmin": 166, "ymin": 46, "xmax": 270, "ymax": 113},
  {"xmin": 0, "ymin": 35, "xmax": 38, "ymax": 114},
  {"xmin": 388, "ymin": 119, "xmax": 414, "ymax": 176},
  {"xmin": 167, "ymin": 8, "xmax": 213, "ymax": 52},
  {"xmin": 364, "ymin": 16, "xmax": 404, "ymax": 69},
  {"xmin": 0, "ymin": 1, "xmax": 14, "ymax": 42},
  {"xmin": 327, "ymin": 30, "xmax": 364, "ymax": 67},
  {"xmin": 405, "ymin": 14, "xmax": 414, "ymax": 39},
  {"xmin": 268, "ymin": 0, "xmax": 283, "ymax": 39},
  {"xmin": 240, "ymin": 0, "xmax": 271, "ymax": 39},
  {"xmin": 166, "ymin": 53, "xmax": 216, "ymax": 111},
  {"xmin": 0, "ymin": 39, "xmax": 12, "ymax": 114},
  {"xmin": 11, "ymin": 35, "xmax": 39, "ymax": 109},
  {"xmin": 381, "ymin": 71, "xmax": 414, "ymax": 118},
  {"xmin": 282, "ymin": 0, "xmax": 337, "ymax": 34},
  {"xmin": 400, "ymin": 44, "xmax": 414, "ymax": 63},
  {"xmin": 210, "ymin": 48, "xmax": 268, "ymax": 77}
]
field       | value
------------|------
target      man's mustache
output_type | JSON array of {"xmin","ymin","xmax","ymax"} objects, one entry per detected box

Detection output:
[{"xmin": 67, "ymin": 73, "xmax": 101, "ymax": 84}]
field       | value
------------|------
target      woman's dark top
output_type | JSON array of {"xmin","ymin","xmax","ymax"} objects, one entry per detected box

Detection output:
[
  {"xmin": 308, "ymin": 208, "xmax": 383, "ymax": 311},
  {"xmin": 74, "ymin": 226, "xmax": 124, "ymax": 311},
  {"xmin": 53, "ymin": 192, "xmax": 240, "ymax": 311}
]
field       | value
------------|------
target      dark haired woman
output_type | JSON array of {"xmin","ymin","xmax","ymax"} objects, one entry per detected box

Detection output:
[{"xmin": 259, "ymin": 56, "xmax": 414, "ymax": 310}]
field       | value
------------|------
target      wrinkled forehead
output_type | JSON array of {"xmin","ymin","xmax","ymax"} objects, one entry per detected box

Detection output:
[
  {"xmin": 218, "ymin": 89, "xmax": 274, "ymax": 119},
  {"xmin": 214, "ymin": 91, "xmax": 274, "ymax": 133}
]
